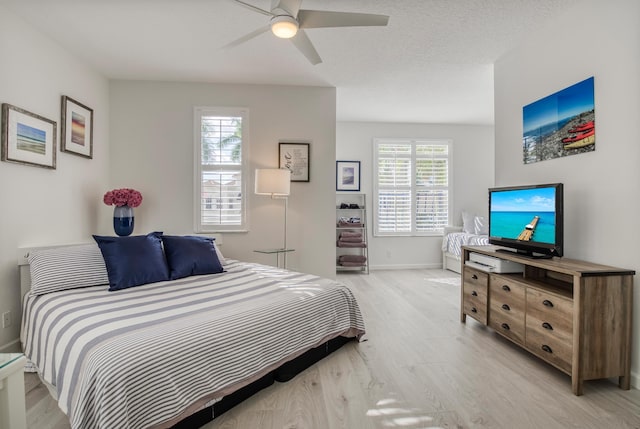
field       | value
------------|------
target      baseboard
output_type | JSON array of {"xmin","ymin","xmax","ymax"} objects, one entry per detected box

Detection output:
[
  {"xmin": 0, "ymin": 339, "xmax": 21, "ymax": 353},
  {"xmin": 369, "ymin": 263, "xmax": 441, "ymax": 270}
]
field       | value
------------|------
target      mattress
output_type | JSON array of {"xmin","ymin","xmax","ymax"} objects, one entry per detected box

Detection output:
[{"xmin": 21, "ymin": 260, "xmax": 365, "ymax": 429}]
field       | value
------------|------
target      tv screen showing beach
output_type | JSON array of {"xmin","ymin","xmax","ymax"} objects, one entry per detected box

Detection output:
[{"xmin": 490, "ymin": 187, "xmax": 556, "ymax": 244}]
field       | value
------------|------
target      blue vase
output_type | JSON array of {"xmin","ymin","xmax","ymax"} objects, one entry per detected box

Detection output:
[{"xmin": 113, "ymin": 205, "xmax": 134, "ymax": 236}]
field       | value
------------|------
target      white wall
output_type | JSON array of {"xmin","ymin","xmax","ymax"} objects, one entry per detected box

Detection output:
[
  {"xmin": 0, "ymin": 6, "xmax": 110, "ymax": 350},
  {"xmin": 494, "ymin": 0, "xmax": 640, "ymax": 386},
  {"xmin": 337, "ymin": 121, "xmax": 494, "ymax": 269},
  {"xmin": 109, "ymin": 81, "xmax": 337, "ymax": 278}
]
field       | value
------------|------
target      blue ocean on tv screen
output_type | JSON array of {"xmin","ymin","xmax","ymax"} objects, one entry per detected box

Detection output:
[{"xmin": 491, "ymin": 211, "xmax": 555, "ymax": 244}]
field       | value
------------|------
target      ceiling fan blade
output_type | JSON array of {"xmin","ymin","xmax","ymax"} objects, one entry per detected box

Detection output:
[
  {"xmin": 270, "ymin": 0, "xmax": 302, "ymax": 17},
  {"xmin": 221, "ymin": 25, "xmax": 271, "ymax": 50},
  {"xmin": 231, "ymin": 0, "xmax": 274, "ymax": 17},
  {"xmin": 291, "ymin": 29, "xmax": 322, "ymax": 65},
  {"xmin": 298, "ymin": 10, "xmax": 389, "ymax": 29}
]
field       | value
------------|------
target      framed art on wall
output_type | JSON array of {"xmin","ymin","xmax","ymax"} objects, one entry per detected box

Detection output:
[
  {"xmin": 336, "ymin": 160, "xmax": 360, "ymax": 191},
  {"xmin": 61, "ymin": 95, "xmax": 93, "ymax": 158},
  {"xmin": 522, "ymin": 76, "xmax": 595, "ymax": 164},
  {"xmin": 279, "ymin": 142, "xmax": 309, "ymax": 182},
  {"xmin": 1, "ymin": 103, "xmax": 57, "ymax": 169}
]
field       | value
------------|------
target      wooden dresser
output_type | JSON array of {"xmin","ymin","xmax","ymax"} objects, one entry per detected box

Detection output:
[{"xmin": 460, "ymin": 245, "xmax": 634, "ymax": 396}]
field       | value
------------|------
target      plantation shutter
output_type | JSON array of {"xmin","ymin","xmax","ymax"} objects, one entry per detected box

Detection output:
[
  {"xmin": 415, "ymin": 143, "xmax": 449, "ymax": 232},
  {"xmin": 374, "ymin": 139, "xmax": 451, "ymax": 236},
  {"xmin": 195, "ymin": 108, "xmax": 248, "ymax": 232}
]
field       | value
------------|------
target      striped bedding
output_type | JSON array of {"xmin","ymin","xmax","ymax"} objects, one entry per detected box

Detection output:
[
  {"xmin": 442, "ymin": 232, "xmax": 490, "ymax": 258},
  {"xmin": 21, "ymin": 260, "xmax": 365, "ymax": 429}
]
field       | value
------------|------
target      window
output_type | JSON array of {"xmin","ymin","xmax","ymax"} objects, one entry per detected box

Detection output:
[
  {"xmin": 373, "ymin": 138, "xmax": 451, "ymax": 236},
  {"xmin": 194, "ymin": 107, "xmax": 248, "ymax": 232}
]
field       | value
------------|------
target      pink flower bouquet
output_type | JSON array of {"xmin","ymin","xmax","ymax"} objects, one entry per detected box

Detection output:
[{"xmin": 103, "ymin": 188, "xmax": 143, "ymax": 208}]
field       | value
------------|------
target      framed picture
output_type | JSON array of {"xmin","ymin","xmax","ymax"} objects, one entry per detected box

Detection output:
[
  {"xmin": 279, "ymin": 142, "xmax": 309, "ymax": 182},
  {"xmin": 61, "ymin": 95, "xmax": 93, "ymax": 158},
  {"xmin": 336, "ymin": 160, "xmax": 360, "ymax": 191},
  {"xmin": 1, "ymin": 103, "xmax": 56, "ymax": 169}
]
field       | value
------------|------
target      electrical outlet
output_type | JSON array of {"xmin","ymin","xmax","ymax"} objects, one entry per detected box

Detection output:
[{"xmin": 2, "ymin": 311, "xmax": 11, "ymax": 328}]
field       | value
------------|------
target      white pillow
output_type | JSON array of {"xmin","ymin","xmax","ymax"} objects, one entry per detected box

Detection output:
[
  {"xmin": 462, "ymin": 211, "xmax": 475, "ymax": 234},
  {"xmin": 474, "ymin": 216, "xmax": 489, "ymax": 235},
  {"xmin": 28, "ymin": 244, "xmax": 109, "ymax": 295},
  {"xmin": 213, "ymin": 241, "xmax": 227, "ymax": 265}
]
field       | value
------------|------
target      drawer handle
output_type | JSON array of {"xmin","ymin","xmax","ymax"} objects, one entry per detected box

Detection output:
[
  {"xmin": 502, "ymin": 285, "xmax": 511, "ymax": 292},
  {"xmin": 472, "ymin": 274, "xmax": 478, "ymax": 280},
  {"xmin": 501, "ymin": 323, "xmax": 510, "ymax": 331},
  {"xmin": 501, "ymin": 304, "xmax": 510, "ymax": 311},
  {"xmin": 541, "ymin": 344, "xmax": 553, "ymax": 354},
  {"xmin": 543, "ymin": 299, "xmax": 554, "ymax": 308},
  {"xmin": 471, "ymin": 291, "xmax": 478, "ymax": 297},
  {"xmin": 471, "ymin": 307, "xmax": 477, "ymax": 313},
  {"xmin": 542, "ymin": 322, "xmax": 553, "ymax": 330}
]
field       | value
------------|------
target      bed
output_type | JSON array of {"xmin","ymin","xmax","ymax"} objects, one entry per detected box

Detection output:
[
  {"xmin": 19, "ymin": 235, "xmax": 365, "ymax": 429},
  {"xmin": 442, "ymin": 213, "xmax": 490, "ymax": 273}
]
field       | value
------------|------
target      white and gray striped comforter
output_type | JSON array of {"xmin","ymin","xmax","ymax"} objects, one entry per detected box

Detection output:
[{"xmin": 21, "ymin": 260, "xmax": 365, "ymax": 429}]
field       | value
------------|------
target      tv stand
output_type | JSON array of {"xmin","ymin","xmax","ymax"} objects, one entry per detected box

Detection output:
[
  {"xmin": 494, "ymin": 247, "xmax": 554, "ymax": 259},
  {"xmin": 460, "ymin": 245, "xmax": 634, "ymax": 396}
]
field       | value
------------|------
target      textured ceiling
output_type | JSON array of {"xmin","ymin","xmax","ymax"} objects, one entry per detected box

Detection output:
[{"xmin": 0, "ymin": 0, "xmax": 579, "ymax": 124}]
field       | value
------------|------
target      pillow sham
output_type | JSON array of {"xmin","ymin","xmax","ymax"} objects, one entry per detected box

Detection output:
[
  {"xmin": 161, "ymin": 235, "xmax": 224, "ymax": 280},
  {"xmin": 462, "ymin": 211, "xmax": 475, "ymax": 234},
  {"xmin": 28, "ymin": 244, "xmax": 109, "ymax": 295},
  {"xmin": 93, "ymin": 232, "xmax": 169, "ymax": 291},
  {"xmin": 474, "ymin": 216, "xmax": 489, "ymax": 235}
]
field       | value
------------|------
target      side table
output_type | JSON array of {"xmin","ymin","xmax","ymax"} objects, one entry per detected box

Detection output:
[
  {"xmin": 253, "ymin": 248, "xmax": 295, "ymax": 269},
  {"xmin": 0, "ymin": 353, "xmax": 27, "ymax": 429}
]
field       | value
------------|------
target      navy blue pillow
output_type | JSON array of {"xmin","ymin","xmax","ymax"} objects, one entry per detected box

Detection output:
[
  {"xmin": 93, "ymin": 232, "xmax": 170, "ymax": 291},
  {"xmin": 161, "ymin": 235, "xmax": 224, "ymax": 280}
]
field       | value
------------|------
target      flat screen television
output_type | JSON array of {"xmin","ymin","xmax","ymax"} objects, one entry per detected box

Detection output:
[{"xmin": 488, "ymin": 183, "xmax": 563, "ymax": 258}]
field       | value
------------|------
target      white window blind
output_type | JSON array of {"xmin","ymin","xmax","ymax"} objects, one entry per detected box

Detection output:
[
  {"xmin": 374, "ymin": 138, "xmax": 451, "ymax": 236},
  {"xmin": 194, "ymin": 107, "xmax": 248, "ymax": 232}
]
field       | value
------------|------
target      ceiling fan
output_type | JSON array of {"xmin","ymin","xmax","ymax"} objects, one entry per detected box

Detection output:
[{"xmin": 225, "ymin": 0, "xmax": 389, "ymax": 65}]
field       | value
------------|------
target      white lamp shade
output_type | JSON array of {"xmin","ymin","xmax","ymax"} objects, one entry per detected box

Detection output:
[{"xmin": 255, "ymin": 169, "xmax": 291, "ymax": 196}]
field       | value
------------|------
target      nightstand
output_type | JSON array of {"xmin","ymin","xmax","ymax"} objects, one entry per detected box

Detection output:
[{"xmin": 0, "ymin": 353, "xmax": 27, "ymax": 429}]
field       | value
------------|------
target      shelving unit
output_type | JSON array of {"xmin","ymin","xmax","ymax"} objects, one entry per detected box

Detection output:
[{"xmin": 336, "ymin": 193, "xmax": 369, "ymax": 274}]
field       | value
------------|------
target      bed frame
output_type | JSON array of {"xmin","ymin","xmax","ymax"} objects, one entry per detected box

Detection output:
[{"xmin": 17, "ymin": 245, "xmax": 355, "ymax": 428}]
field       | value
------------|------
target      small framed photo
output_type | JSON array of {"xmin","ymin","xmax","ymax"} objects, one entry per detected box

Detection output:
[
  {"xmin": 1, "ymin": 103, "xmax": 56, "ymax": 169},
  {"xmin": 61, "ymin": 96, "xmax": 93, "ymax": 158},
  {"xmin": 336, "ymin": 160, "xmax": 360, "ymax": 191},
  {"xmin": 279, "ymin": 142, "xmax": 310, "ymax": 182}
]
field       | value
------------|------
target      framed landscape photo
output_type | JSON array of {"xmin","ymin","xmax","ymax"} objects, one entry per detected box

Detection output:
[
  {"xmin": 1, "ymin": 103, "xmax": 57, "ymax": 169},
  {"xmin": 61, "ymin": 95, "xmax": 93, "ymax": 158},
  {"xmin": 279, "ymin": 142, "xmax": 309, "ymax": 182},
  {"xmin": 336, "ymin": 160, "xmax": 360, "ymax": 191}
]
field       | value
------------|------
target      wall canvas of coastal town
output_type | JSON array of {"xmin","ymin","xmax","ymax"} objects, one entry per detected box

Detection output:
[{"xmin": 522, "ymin": 77, "xmax": 595, "ymax": 164}]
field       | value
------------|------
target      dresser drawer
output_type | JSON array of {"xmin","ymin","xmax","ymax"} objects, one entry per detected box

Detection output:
[
  {"xmin": 525, "ymin": 288, "xmax": 573, "ymax": 373},
  {"xmin": 526, "ymin": 288, "xmax": 573, "ymax": 339},
  {"xmin": 489, "ymin": 307, "xmax": 525, "ymax": 345},
  {"xmin": 489, "ymin": 277, "xmax": 525, "ymax": 345},
  {"xmin": 463, "ymin": 267, "xmax": 489, "ymax": 293},
  {"xmin": 462, "ymin": 267, "xmax": 488, "ymax": 325},
  {"xmin": 490, "ymin": 275, "xmax": 526, "ymax": 312},
  {"xmin": 526, "ymin": 327, "xmax": 573, "ymax": 374}
]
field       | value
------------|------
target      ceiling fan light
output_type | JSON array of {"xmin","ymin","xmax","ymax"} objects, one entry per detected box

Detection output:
[{"xmin": 271, "ymin": 15, "xmax": 298, "ymax": 38}]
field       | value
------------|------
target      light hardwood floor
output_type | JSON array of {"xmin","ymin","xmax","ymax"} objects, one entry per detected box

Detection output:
[{"xmin": 24, "ymin": 269, "xmax": 640, "ymax": 429}]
